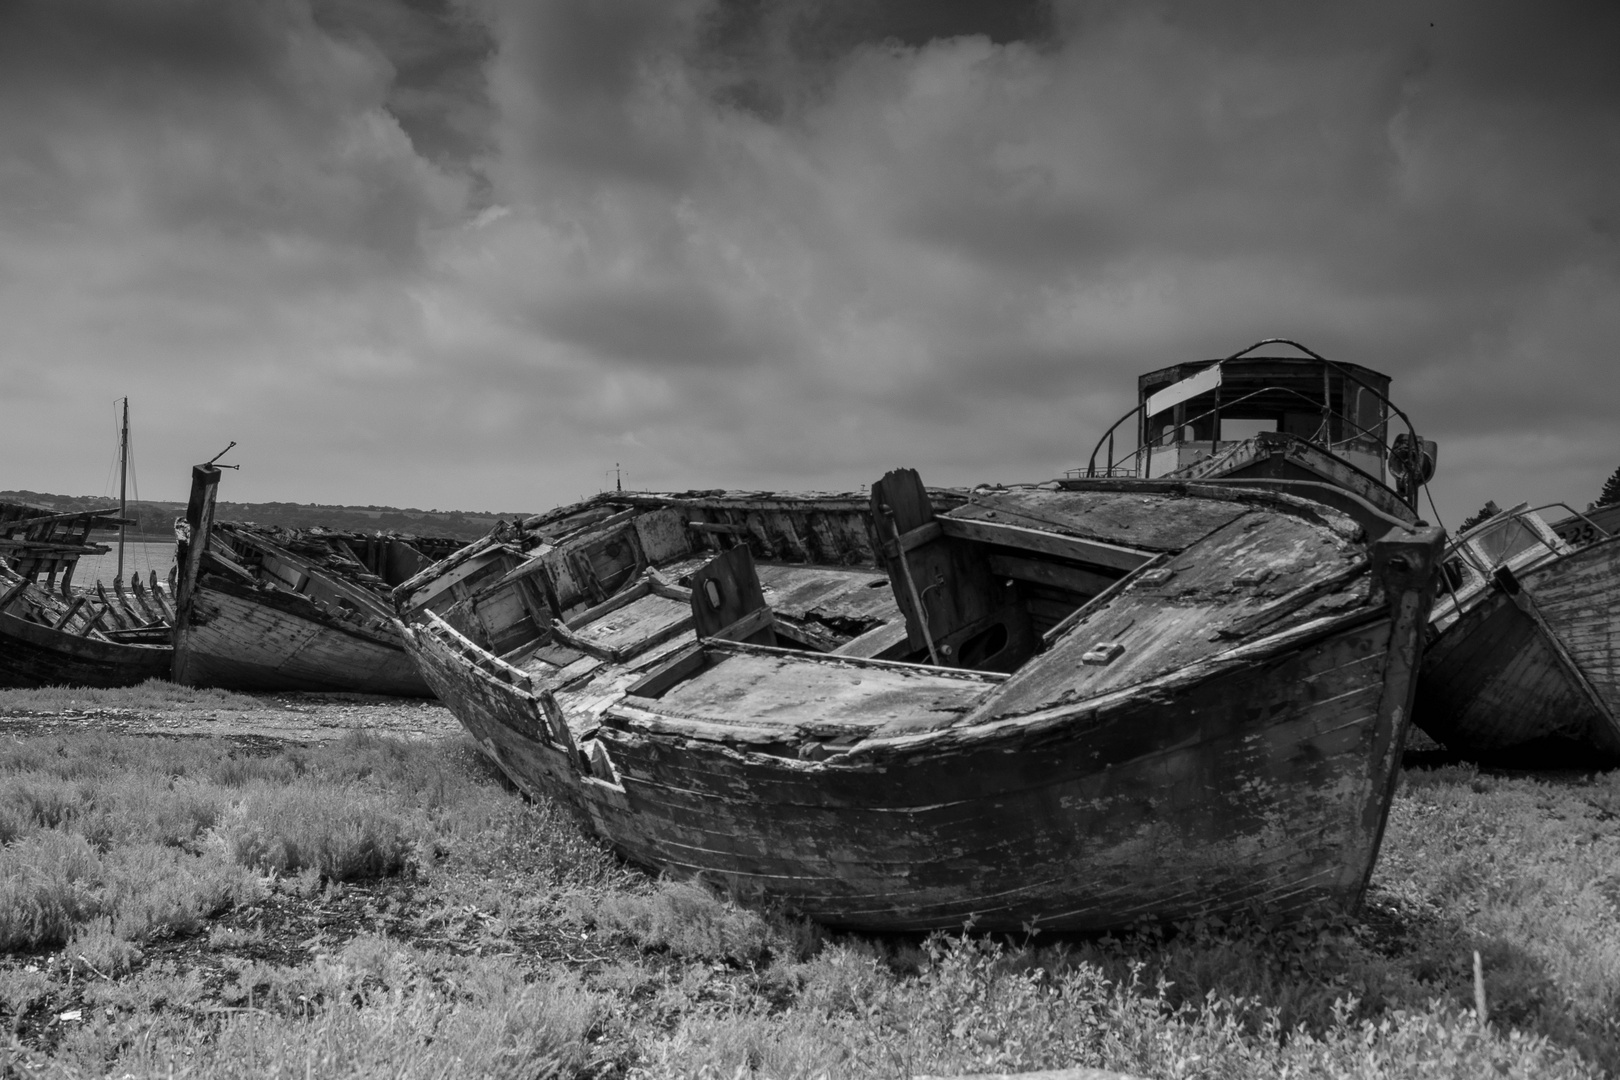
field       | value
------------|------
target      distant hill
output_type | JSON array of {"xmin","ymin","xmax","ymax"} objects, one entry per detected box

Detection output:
[{"xmin": 0, "ymin": 491, "xmax": 531, "ymax": 543}]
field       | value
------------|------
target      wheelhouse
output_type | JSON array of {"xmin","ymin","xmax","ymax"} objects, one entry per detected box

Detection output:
[{"xmin": 1081, "ymin": 339, "xmax": 1435, "ymax": 532}]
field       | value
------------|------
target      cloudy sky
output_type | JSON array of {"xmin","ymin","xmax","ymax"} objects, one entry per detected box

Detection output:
[{"xmin": 2, "ymin": 0, "xmax": 1616, "ymax": 527}]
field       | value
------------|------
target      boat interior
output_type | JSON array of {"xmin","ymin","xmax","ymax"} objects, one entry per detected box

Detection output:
[
  {"xmin": 412, "ymin": 473, "xmax": 1383, "ymax": 760},
  {"xmin": 205, "ymin": 524, "xmax": 458, "ymax": 630}
]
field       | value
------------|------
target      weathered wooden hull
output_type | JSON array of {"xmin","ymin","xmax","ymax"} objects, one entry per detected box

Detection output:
[
  {"xmin": 1416, "ymin": 535, "xmax": 1620, "ymax": 760},
  {"xmin": 0, "ymin": 607, "xmax": 172, "ymax": 689},
  {"xmin": 175, "ymin": 577, "xmax": 428, "ymax": 695},
  {"xmin": 403, "ymin": 601, "xmax": 1423, "ymax": 932}
]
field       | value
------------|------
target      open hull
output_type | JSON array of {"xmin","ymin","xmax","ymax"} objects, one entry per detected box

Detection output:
[
  {"xmin": 1416, "ymin": 533, "xmax": 1620, "ymax": 761},
  {"xmin": 399, "ymin": 478, "xmax": 1441, "ymax": 932}
]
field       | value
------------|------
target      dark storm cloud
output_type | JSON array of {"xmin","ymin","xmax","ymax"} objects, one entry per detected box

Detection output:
[{"xmin": 2, "ymin": 0, "xmax": 1618, "ymax": 523}]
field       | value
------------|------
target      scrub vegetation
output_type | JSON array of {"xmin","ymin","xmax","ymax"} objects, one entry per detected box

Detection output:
[{"xmin": 1, "ymin": 711, "xmax": 1617, "ymax": 1078}]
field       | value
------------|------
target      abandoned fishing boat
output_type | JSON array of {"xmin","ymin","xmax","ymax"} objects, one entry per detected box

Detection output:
[
  {"xmin": 398, "ymin": 471, "xmax": 1442, "ymax": 932},
  {"xmin": 0, "ymin": 506, "xmax": 173, "ymax": 688},
  {"xmin": 1415, "ymin": 502, "xmax": 1620, "ymax": 762},
  {"xmin": 172, "ymin": 464, "xmax": 465, "ymax": 694},
  {"xmin": 1081, "ymin": 339, "xmax": 1437, "ymax": 538}
]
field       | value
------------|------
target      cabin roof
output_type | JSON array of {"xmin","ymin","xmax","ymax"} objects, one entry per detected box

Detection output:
[{"xmin": 1138, "ymin": 355, "xmax": 1390, "ymax": 398}]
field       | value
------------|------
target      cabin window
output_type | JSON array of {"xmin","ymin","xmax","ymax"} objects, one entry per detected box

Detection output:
[
  {"xmin": 1344, "ymin": 386, "xmax": 1387, "ymax": 452},
  {"xmin": 1467, "ymin": 518, "xmax": 1545, "ymax": 570},
  {"xmin": 1219, "ymin": 418, "xmax": 1277, "ymax": 442}
]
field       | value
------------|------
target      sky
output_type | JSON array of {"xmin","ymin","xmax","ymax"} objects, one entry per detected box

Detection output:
[{"xmin": 1, "ymin": 0, "xmax": 1617, "ymax": 528}]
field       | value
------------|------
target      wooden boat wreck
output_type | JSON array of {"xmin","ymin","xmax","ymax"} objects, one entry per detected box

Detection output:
[
  {"xmin": 1415, "ymin": 502, "xmax": 1620, "ymax": 762},
  {"xmin": 397, "ymin": 472, "xmax": 1443, "ymax": 932},
  {"xmin": 0, "ymin": 504, "xmax": 173, "ymax": 688},
  {"xmin": 1081, "ymin": 339, "xmax": 1436, "ymax": 538},
  {"xmin": 172, "ymin": 465, "xmax": 465, "ymax": 695}
]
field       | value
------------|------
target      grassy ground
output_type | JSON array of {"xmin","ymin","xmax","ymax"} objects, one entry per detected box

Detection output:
[{"xmin": 1, "ymin": 698, "xmax": 1617, "ymax": 1077}]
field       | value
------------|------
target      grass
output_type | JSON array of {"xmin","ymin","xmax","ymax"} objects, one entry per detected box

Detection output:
[
  {"xmin": 0, "ymin": 729, "xmax": 1617, "ymax": 1078},
  {"xmin": 0, "ymin": 679, "xmax": 261, "ymax": 715}
]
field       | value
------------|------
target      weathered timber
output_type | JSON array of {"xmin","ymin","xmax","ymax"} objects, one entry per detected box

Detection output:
[
  {"xmin": 1416, "ymin": 514, "xmax": 1620, "ymax": 762},
  {"xmin": 398, "ymin": 477, "xmax": 1443, "ymax": 932},
  {"xmin": 0, "ymin": 564, "xmax": 170, "ymax": 688},
  {"xmin": 171, "ymin": 465, "xmax": 461, "ymax": 695}
]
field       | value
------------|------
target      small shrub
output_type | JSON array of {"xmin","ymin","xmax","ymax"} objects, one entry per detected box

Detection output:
[
  {"xmin": 210, "ymin": 782, "xmax": 420, "ymax": 882},
  {"xmin": 66, "ymin": 916, "xmax": 142, "ymax": 978},
  {"xmin": 583, "ymin": 879, "xmax": 774, "ymax": 964},
  {"xmin": 0, "ymin": 968, "xmax": 54, "ymax": 1032},
  {"xmin": 102, "ymin": 843, "xmax": 262, "ymax": 941},
  {"xmin": 0, "ymin": 831, "xmax": 103, "ymax": 950}
]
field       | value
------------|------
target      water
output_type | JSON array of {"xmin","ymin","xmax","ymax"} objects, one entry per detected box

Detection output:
[{"xmin": 72, "ymin": 539, "xmax": 177, "ymax": 588}]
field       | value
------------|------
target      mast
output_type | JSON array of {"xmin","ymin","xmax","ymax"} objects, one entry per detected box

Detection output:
[{"xmin": 117, "ymin": 397, "xmax": 129, "ymax": 581}]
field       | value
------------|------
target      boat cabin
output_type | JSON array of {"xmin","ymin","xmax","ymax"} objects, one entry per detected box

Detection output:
[
  {"xmin": 1431, "ymin": 504, "xmax": 1573, "ymax": 632},
  {"xmin": 1136, "ymin": 355, "xmax": 1392, "ymax": 481},
  {"xmin": 1082, "ymin": 340, "xmax": 1435, "ymax": 533}
]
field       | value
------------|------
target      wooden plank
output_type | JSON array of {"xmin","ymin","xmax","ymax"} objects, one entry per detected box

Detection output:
[
  {"xmin": 570, "ymin": 593, "xmax": 695, "ymax": 661},
  {"xmin": 705, "ymin": 606, "xmax": 776, "ymax": 645},
  {"xmin": 830, "ymin": 619, "xmax": 910, "ymax": 659},
  {"xmin": 894, "ymin": 521, "xmax": 943, "ymax": 554},
  {"xmin": 624, "ymin": 642, "xmax": 711, "ymax": 700},
  {"xmin": 937, "ymin": 517, "xmax": 1152, "ymax": 572},
  {"xmin": 985, "ymin": 553, "xmax": 1118, "ymax": 598},
  {"xmin": 0, "ymin": 577, "xmax": 30, "ymax": 613},
  {"xmin": 53, "ymin": 595, "xmax": 90, "ymax": 630},
  {"xmin": 1042, "ymin": 554, "xmax": 1167, "ymax": 646},
  {"xmin": 565, "ymin": 578, "xmax": 651, "ymax": 630}
]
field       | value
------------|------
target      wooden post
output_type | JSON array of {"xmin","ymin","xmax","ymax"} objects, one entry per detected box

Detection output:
[
  {"xmin": 117, "ymin": 397, "xmax": 129, "ymax": 582},
  {"xmin": 172, "ymin": 464, "xmax": 222, "ymax": 683}
]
